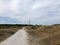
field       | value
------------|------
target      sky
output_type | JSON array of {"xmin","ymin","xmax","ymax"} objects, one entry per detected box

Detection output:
[{"xmin": 0, "ymin": 0, "xmax": 60, "ymax": 25}]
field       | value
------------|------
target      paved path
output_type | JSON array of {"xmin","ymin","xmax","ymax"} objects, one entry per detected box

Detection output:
[{"xmin": 0, "ymin": 29, "xmax": 28, "ymax": 45}]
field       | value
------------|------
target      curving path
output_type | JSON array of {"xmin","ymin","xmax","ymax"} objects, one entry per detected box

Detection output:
[{"xmin": 0, "ymin": 29, "xmax": 28, "ymax": 45}]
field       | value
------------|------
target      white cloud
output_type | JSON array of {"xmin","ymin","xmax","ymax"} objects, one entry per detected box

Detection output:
[
  {"xmin": 0, "ymin": 0, "xmax": 60, "ymax": 25},
  {"xmin": 32, "ymin": 0, "xmax": 55, "ymax": 10}
]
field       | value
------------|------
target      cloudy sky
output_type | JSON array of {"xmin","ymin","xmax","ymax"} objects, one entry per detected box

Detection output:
[{"xmin": 0, "ymin": 0, "xmax": 60, "ymax": 25}]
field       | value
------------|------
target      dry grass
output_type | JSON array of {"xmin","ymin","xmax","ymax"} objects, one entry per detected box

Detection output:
[
  {"xmin": 0, "ymin": 28, "xmax": 19, "ymax": 42},
  {"xmin": 25, "ymin": 25, "xmax": 60, "ymax": 45},
  {"xmin": 0, "ymin": 24, "xmax": 60, "ymax": 45}
]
